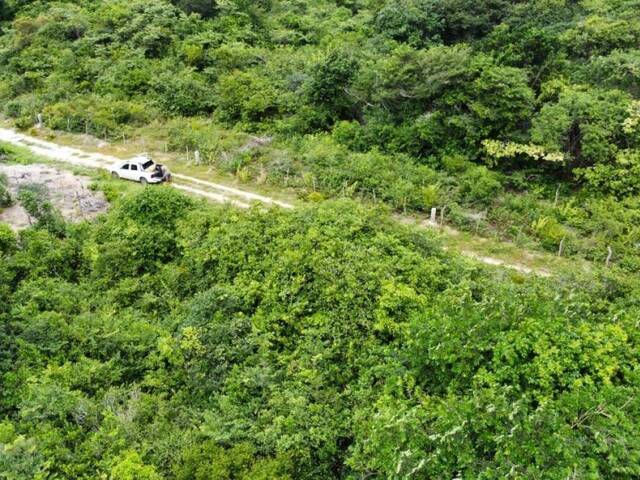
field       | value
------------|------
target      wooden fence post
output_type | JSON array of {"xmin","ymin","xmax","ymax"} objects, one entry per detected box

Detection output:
[{"xmin": 553, "ymin": 185, "xmax": 561, "ymax": 208}]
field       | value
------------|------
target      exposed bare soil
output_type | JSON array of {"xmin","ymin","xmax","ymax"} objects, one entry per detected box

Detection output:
[
  {"xmin": 1, "ymin": 127, "xmax": 568, "ymax": 277},
  {"xmin": 0, "ymin": 127, "xmax": 293, "ymax": 209},
  {"xmin": 0, "ymin": 163, "xmax": 108, "ymax": 230}
]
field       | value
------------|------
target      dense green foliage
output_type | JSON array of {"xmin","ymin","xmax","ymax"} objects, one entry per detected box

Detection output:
[
  {"xmin": 0, "ymin": 173, "xmax": 12, "ymax": 208},
  {"xmin": 16, "ymin": 183, "xmax": 66, "ymax": 236},
  {"xmin": 1, "ymin": 185, "xmax": 639, "ymax": 478},
  {"xmin": 1, "ymin": 0, "xmax": 639, "ymax": 269},
  {"xmin": 2, "ymin": 0, "xmax": 640, "ymax": 169},
  {"xmin": 2, "ymin": 3, "xmax": 640, "ymax": 476}
]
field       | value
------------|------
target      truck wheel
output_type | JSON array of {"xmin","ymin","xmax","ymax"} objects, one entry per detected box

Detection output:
[
  {"xmin": 140, "ymin": 177, "xmax": 148, "ymax": 185},
  {"xmin": 111, "ymin": 172, "xmax": 119, "ymax": 179}
]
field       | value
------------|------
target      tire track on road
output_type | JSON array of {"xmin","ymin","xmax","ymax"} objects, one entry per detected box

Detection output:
[{"xmin": 0, "ymin": 128, "xmax": 292, "ymax": 209}]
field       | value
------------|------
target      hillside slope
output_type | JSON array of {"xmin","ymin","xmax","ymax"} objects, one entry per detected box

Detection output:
[
  {"xmin": 1, "ymin": 0, "xmax": 639, "ymax": 269},
  {"xmin": 1, "ymin": 183, "xmax": 640, "ymax": 478},
  {"xmin": 1, "ymin": 1, "xmax": 640, "ymax": 478}
]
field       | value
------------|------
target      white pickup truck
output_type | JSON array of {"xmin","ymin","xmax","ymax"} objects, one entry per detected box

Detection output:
[{"xmin": 109, "ymin": 155, "xmax": 171, "ymax": 185}]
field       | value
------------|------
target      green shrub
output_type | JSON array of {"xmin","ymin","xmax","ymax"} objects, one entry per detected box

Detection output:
[
  {"xmin": 441, "ymin": 153, "xmax": 473, "ymax": 172},
  {"xmin": 531, "ymin": 215, "xmax": 570, "ymax": 250},
  {"xmin": 0, "ymin": 173, "xmax": 13, "ymax": 208},
  {"xmin": 0, "ymin": 223, "xmax": 17, "ymax": 255},
  {"xmin": 17, "ymin": 184, "xmax": 66, "ymax": 237},
  {"xmin": 300, "ymin": 136, "xmax": 444, "ymax": 212},
  {"xmin": 421, "ymin": 184, "xmax": 440, "ymax": 209},
  {"xmin": 215, "ymin": 71, "xmax": 281, "ymax": 124},
  {"xmin": 578, "ymin": 150, "xmax": 640, "ymax": 197},
  {"xmin": 458, "ymin": 166, "xmax": 503, "ymax": 205},
  {"xmin": 306, "ymin": 191, "xmax": 325, "ymax": 202},
  {"xmin": 165, "ymin": 117, "xmax": 249, "ymax": 166},
  {"xmin": 43, "ymin": 96, "xmax": 154, "ymax": 137},
  {"xmin": 0, "ymin": 79, "xmax": 13, "ymax": 101},
  {"xmin": 3, "ymin": 94, "xmax": 42, "ymax": 122},
  {"xmin": 150, "ymin": 69, "xmax": 215, "ymax": 116}
]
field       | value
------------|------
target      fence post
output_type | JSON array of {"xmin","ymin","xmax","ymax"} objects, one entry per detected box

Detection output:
[
  {"xmin": 195, "ymin": 150, "xmax": 201, "ymax": 166},
  {"xmin": 606, "ymin": 246, "xmax": 613, "ymax": 267},
  {"xmin": 553, "ymin": 185, "xmax": 561, "ymax": 208},
  {"xmin": 558, "ymin": 236, "xmax": 565, "ymax": 257},
  {"xmin": 430, "ymin": 207, "xmax": 437, "ymax": 224}
]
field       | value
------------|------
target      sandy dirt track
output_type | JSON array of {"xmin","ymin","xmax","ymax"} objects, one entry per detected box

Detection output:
[
  {"xmin": 0, "ymin": 128, "xmax": 293, "ymax": 209},
  {"xmin": 0, "ymin": 127, "xmax": 555, "ymax": 277}
]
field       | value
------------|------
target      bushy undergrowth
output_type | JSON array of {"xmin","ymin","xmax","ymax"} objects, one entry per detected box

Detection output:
[
  {"xmin": 2, "ymin": 0, "xmax": 640, "ymax": 269},
  {"xmin": 1, "ymin": 187, "xmax": 639, "ymax": 479},
  {"xmin": 0, "ymin": 173, "xmax": 12, "ymax": 208},
  {"xmin": 2, "ymin": 2, "xmax": 640, "ymax": 476}
]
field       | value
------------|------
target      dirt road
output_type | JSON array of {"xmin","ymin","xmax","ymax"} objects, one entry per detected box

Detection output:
[
  {"xmin": 0, "ymin": 128, "xmax": 293, "ymax": 210},
  {"xmin": 1, "ymin": 127, "xmax": 557, "ymax": 277}
]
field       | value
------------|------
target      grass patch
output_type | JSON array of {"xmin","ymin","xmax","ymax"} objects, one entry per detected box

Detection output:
[{"xmin": 0, "ymin": 141, "xmax": 42, "ymax": 165}]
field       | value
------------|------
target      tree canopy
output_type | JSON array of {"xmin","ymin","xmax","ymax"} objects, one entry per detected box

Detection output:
[
  {"xmin": 2, "ymin": 1, "xmax": 640, "ymax": 274},
  {"xmin": 1, "ymin": 186, "xmax": 639, "ymax": 478},
  {"xmin": 2, "ymin": 2, "xmax": 640, "ymax": 476}
]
